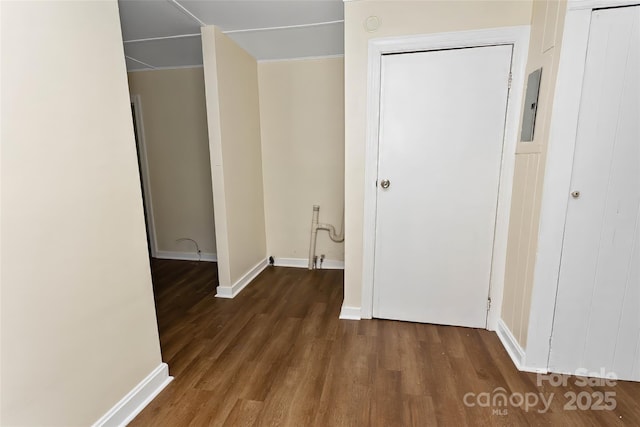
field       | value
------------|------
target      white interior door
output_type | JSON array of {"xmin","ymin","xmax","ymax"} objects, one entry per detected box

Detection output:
[
  {"xmin": 373, "ymin": 45, "xmax": 513, "ymax": 328},
  {"xmin": 549, "ymin": 6, "xmax": 640, "ymax": 381}
]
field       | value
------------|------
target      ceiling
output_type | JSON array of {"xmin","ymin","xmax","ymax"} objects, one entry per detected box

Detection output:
[{"xmin": 118, "ymin": 0, "xmax": 345, "ymax": 71}]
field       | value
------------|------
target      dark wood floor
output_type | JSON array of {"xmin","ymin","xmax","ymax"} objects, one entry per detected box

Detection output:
[{"xmin": 132, "ymin": 259, "xmax": 640, "ymax": 426}]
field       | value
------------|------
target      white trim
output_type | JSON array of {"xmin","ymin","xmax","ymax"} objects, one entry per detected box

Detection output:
[
  {"xmin": 154, "ymin": 251, "xmax": 217, "ymax": 262},
  {"xmin": 215, "ymin": 258, "xmax": 268, "ymax": 299},
  {"xmin": 525, "ymin": 8, "xmax": 592, "ymax": 372},
  {"xmin": 223, "ymin": 20, "xmax": 343, "ymax": 35},
  {"xmin": 496, "ymin": 319, "xmax": 525, "ymax": 369},
  {"xmin": 568, "ymin": 0, "xmax": 639, "ymax": 10},
  {"xmin": 359, "ymin": 26, "xmax": 531, "ymax": 330},
  {"xmin": 92, "ymin": 363, "xmax": 172, "ymax": 427},
  {"xmin": 496, "ymin": 320, "xmax": 548, "ymax": 374},
  {"xmin": 273, "ymin": 257, "xmax": 344, "ymax": 270},
  {"xmin": 130, "ymin": 95, "xmax": 158, "ymax": 258},
  {"xmin": 339, "ymin": 305, "xmax": 362, "ymax": 320},
  {"xmin": 258, "ymin": 54, "xmax": 344, "ymax": 64}
]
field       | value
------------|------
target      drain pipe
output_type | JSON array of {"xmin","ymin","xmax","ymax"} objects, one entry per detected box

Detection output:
[
  {"xmin": 308, "ymin": 206, "xmax": 320, "ymax": 269},
  {"xmin": 308, "ymin": 205, "xmax": 345, "ymax": 270}
]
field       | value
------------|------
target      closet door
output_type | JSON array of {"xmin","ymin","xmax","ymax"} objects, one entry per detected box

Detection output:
[
  {"xmin": 372, "ymin": 45, "xmax": 513, "ymax": 328},
  {"xmin": 549, "ymin": 6, "xmax": 640, "ymax": 380}
]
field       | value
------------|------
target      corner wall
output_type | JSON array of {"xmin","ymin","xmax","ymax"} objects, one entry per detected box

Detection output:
[
  {"xmin": 258, "ymin": 57, "xmax": 345, "ymax": 265},
  {"xmin": 201, "ymin": 27, "xmax": 267, "ymax": 291},
  {"xmin": 1, "ymin": 1, "xmax": 163, "ymax": 424},
  {"xmin": 127, "ymin": 67, "xmax": 217, "ymax": 260},
  {"xmin": 500, "ymin": 0, "xmax": 567, "ymax": 349}
]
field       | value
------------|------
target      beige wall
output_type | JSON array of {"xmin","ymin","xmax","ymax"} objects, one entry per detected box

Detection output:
[
  {"xmin": 258, "ymin": 57, "xmax": 345, "ymax": 262},
  {"xmin": 501, "ymin": 0, "xmax": 567, "ymax": 347},
  {"xmin": 343, "ymin": 0, "xmax": 534, "ymax": 307},
  {"xmin": 127, "ymin": 67, "xmax": 217, "ymax": 257},
  {"xmin": 201, "ymin": 27, "xmax": 267, "ymax": 287},
  {"xmin": 1, "ymin": 1, "xmax": 162, "ymax": 425}
]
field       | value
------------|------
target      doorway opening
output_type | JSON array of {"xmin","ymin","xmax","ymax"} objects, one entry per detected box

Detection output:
[{"xmin": 131, "ymin": 97, "xmax": 155, "ymax": 260}]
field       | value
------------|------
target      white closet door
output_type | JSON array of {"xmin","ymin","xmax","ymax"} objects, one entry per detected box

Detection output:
[
  {"xmin": 373, "ymin": 45, "xmax": 512, "ymax": 328},
  {"xmin": 549, "ymin": 6, "xmax": 640, "ymax": 381}
]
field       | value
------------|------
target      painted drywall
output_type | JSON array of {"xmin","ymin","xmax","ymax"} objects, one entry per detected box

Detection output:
[
  {"xmin": 201, "ymin": 26, "xmax": 267, "ymax": 288},
  {"xmin": 258, "ymin": 57, "xmax": 345, "ymax": 263},
  {"xmin": 501, "ymin": 0, "xmax": 567, "ymax": 348},
  {"xmin": 343, "ymin": 0, "xmax": 533, "ymax": 308},
  {"xmin": 127, "ymin": 67, "xmax": 217, "ymax": 258},
  {"xmin": 1, "ymin": 1, "xmax": 162, "ymax": 425}
]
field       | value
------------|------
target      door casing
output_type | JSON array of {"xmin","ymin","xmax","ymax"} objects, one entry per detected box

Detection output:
[
  {"xmin": 130, "ymin": 94, "xmax": 158, "ymax": 258},
  {"xmin": 359, "ymin": 26, "xmax": 531, "ymax": 331}
]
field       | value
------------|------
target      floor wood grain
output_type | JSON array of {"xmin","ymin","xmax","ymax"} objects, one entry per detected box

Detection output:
[{"xmin": 131, "ymin": 259, "xmax": 640, "ymax": 426}]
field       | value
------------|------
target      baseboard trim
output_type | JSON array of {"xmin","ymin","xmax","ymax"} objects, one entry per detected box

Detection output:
[
  {"xmin": 495, "ymin": 319, "xmax": 546, "ymax": 374},
  {"xmin": 339, "ymin": 305, "xmax": 362, "ymax": 320},
  {"xmin": 154, "ymin": 251, "xmax": 217, "ymax": 262},
  {"xmin": 216, "ymin": 258, "xmax": 268, "ymax": 299},
  {"xmin": 273, "ymin": 257, "xmax": 344, "ymax": 270},
  {"xmin": 496, "ymin": 319, "xmax": 525, "ymax": 369},
  {"xmin": 92, "ymin": 363, "xmax": 172, "ymax": 427}
]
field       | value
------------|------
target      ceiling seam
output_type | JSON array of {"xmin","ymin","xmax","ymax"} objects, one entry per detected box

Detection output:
[
  {"xmin": 127, "ymin": 64, "xmax": 204, "ymax": 73},
  {"xmin": 126, "ymin": 53, "xmax": 345, "ymax": 72},
  {"xmin": 168, "ymin": 0, "xmax": 206, "ymax": 27},
  {"xmin": 223, "ymin": 19, "xmax": 344, "ymax": 34},
  {"xmin": 123, "ymin": 19, "xmax": 345, "ymax": 44},
  {"xmin": 124, "ymin": 33, "xmax": 201, "ymax": 44},
  {"xmin": 125, "ymin": 55, "xmax": 157, "ymax": 70},
  {"xmin": 257, "ymin": 53, "xmax": 345, "ymax": 63}
]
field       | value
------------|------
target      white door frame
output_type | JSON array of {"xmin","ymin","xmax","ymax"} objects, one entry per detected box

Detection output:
[
  {"xmin": 130, "ymin": 94, "xmax": 158, "ymax": 258},
  {"xmin": 525, "ymin": 0, "xmax": 640, "ymax": 371},
  {"xmin": 360, "ymin": 26, "xmax": 530, "ymax": 330}
]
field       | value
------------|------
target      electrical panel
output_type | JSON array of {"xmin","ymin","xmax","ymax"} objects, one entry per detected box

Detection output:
[{"xmin": 521, "ymin": 68, "xmax": 542, "ymax": 142}]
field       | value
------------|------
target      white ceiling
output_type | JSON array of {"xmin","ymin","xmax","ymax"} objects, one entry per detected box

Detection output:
[{"xmin": 118, "ymin": 0, "xmax": 344, "ymax": 71}]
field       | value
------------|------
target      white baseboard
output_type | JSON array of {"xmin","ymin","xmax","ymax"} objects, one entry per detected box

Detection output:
[
  {"xmin": 154, "ymin": 251, "xmax": 217, "ymax": 262},
  {"xmin": 496, "ymin": 319, "xmax": 525, "ymax": 369},
  {"xmin": 216, "ymin": 258, "xmax": 268, "ymax": 299},
  {"xmin": 339, "ymin": 305, "xmax": 362, "ymax": 320},
  {"xmin": 92, "ymin": 363, "xmax": 172, "ymax": 427},
  {"xmin": 273, "ymin": 257, "xmax": 344, "ymax": 270},
  {"xmin": 496, "ymin": 319, "xmax": 546, "ymax": 374}
]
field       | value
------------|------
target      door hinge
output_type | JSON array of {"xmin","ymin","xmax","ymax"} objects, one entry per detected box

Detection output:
[
  {"xmin": 508, "ymin": 72, "xmax": 513, "ymax": 89},
  {"xmin": 487, "ymin": 297, "xmax": 492, "ymax": 311}
]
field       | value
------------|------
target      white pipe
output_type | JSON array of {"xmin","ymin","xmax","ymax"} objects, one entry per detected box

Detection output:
[
  {"xmin": 308, "ymin": 205, "xmax": 345, "ymax": 270},
  {"xmin": 317, "ymin": 223, "xmax": 344, "ymax": 243},
  {"xmin": 308, "ymin": 205, "xmax": 320, "ymax": 269}
]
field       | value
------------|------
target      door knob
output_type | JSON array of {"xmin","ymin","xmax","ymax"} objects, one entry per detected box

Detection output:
[
  {"xmin": 380, "ymin": 179, "xmax": 391, "ymax": 189},
  {"xmin": 571, "ymin": 190, "xmax": 581, "ymax": 199}
]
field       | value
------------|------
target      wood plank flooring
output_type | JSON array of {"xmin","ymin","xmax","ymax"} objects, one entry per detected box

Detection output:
[{"xmin": 131, "ymin": 259, "xmax": 640, "ymax": 426}]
